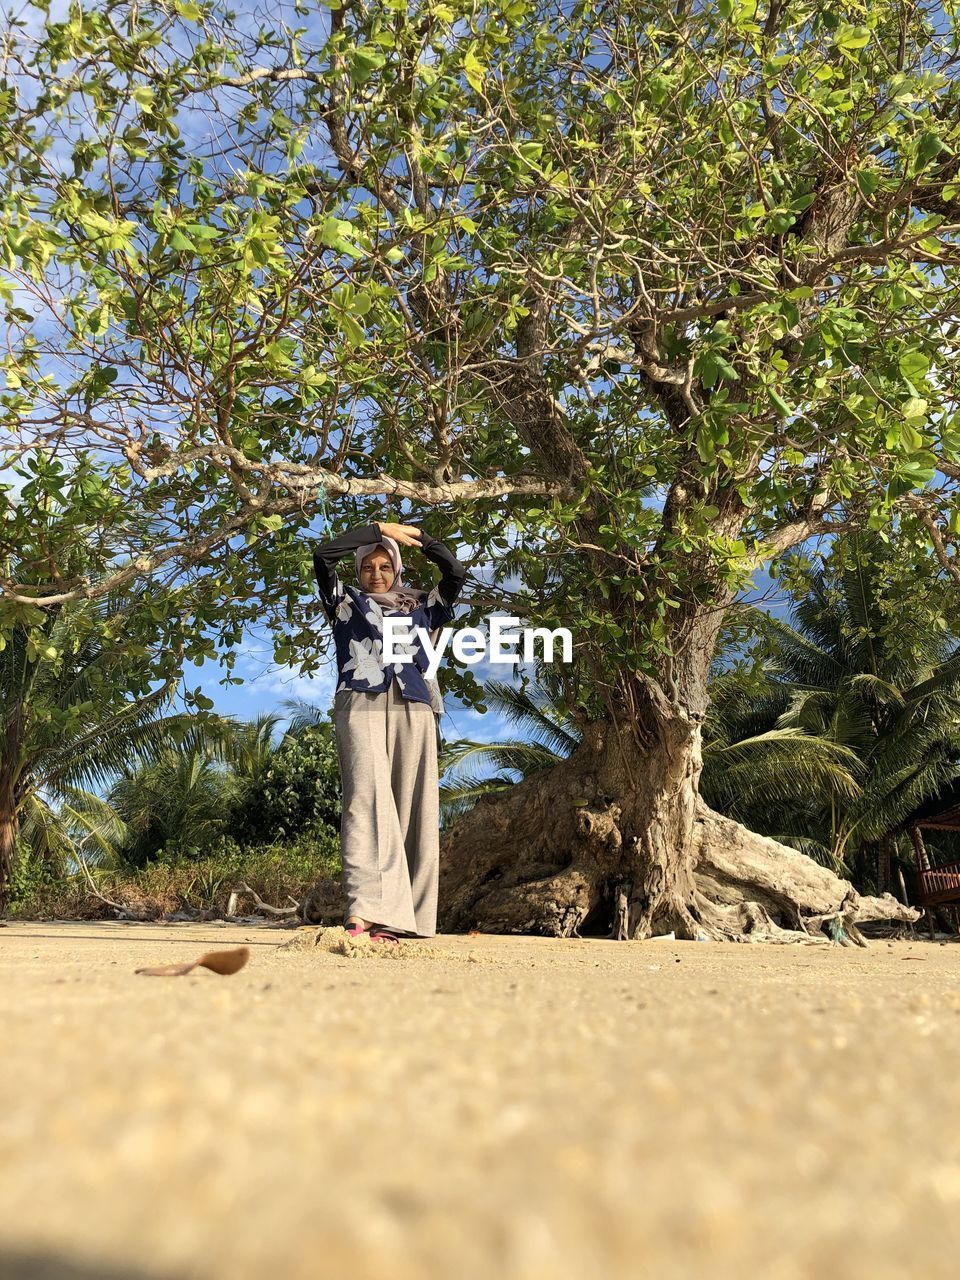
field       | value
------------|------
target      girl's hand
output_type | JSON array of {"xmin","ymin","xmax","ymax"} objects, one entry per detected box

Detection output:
[{"xmin": 377, "ymin": 521, "xmax": 422, "ymax": 547}]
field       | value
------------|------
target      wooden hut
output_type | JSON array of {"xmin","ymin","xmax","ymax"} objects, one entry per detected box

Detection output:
[{"xmin": 897, "ymin": 778, "xmax": 960, "ymax": 938}]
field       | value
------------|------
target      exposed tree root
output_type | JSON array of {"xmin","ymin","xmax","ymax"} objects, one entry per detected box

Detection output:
[
  {"xmin": 435, "ymin": 755, "xmax": 921, "ymax": 943},
  {"xmin": 692, "ymin": 803, "xmax": 918, "ymax": 942}
]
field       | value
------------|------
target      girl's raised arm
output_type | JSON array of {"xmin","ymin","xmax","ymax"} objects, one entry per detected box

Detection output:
[
  {"xmin": 312, "ymin": 522, "xmax": 381, "ymax": 623},
  {"xmin": 418, "ymin": 532, "xmax": 468, "ymax": 628}
]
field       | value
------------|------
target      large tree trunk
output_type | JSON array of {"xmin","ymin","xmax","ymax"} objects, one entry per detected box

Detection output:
[
  {"xmin": 437, "ymin": 699, "xmax": 918, "ymax": 942},
  {"xmin": 440, "ymin": 612, "xmax": 718, "ymax": 940},
  {"xmin": 438, "ymin": 707, "xmax": 704, "ymax": 938}
]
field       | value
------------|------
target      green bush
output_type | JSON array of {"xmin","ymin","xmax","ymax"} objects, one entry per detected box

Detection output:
[
  {"xmin": 228, "ymin": 727, "xmax": 342, "ymax": 847},
  {"xmin": 8, "ymin": 840, "xmax": 64, "ymax": 910}
]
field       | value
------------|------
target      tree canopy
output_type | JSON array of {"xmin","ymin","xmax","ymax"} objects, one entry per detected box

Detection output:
[{"xmin": 3, "ymin": 0, "xmax": 960, "ymax": 730}]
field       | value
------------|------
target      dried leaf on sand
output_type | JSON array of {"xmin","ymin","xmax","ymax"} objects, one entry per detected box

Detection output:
[{"xmin": 135, "ymin": 946, "xmax": 250, "ymax": 977}]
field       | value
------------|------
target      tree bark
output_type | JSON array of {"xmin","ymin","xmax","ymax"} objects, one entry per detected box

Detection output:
[
  {"xmin": 438, "ymin": 679, "xmax": 713, "ymax": 940},
  {"xmin": 0, "ymin": 769, "xmax": 18, "ymax": 915},
  {"xmin": 440, "ymin": 601, "xmax": 720, "ymax": 939}
]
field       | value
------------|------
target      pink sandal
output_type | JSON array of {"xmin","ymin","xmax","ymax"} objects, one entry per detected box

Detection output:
[
  {"xmin": 369, "ymin": 927, "xmax": 401, "ymax": 945},
  {"xmin": 344, "ymin": 921, "xmax": 370, "ymax": 939}
]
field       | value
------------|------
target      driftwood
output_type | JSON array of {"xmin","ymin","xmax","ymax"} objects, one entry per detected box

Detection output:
[
  {"xmin": 691, "ymin": 805, "xmax": 920, "ymax": 944},
  {"xmin": 208, "ymin": 877, "xmax": 349, "ymax": 926},
  {"xmin": 233, "ymin": 882, "xmax": 300, "ymax": 918},
  {"xmin": 74, "ymin": 839, "xmax": 151, "ymax": 921}
]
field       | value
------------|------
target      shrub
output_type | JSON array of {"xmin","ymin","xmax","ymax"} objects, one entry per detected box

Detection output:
[{"xmin": 228, "ymin": 727, "xmax": 342, "ymax": 847}]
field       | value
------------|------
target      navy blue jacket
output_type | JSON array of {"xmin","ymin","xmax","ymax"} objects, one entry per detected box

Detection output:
[{"xmin": 312, "ymin": 523, "xmax": 468, "ymax": 717}]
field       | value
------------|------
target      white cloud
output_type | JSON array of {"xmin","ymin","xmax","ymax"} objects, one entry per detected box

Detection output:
[{"xmin": 232, "ymin": 640, "xmax": 338, "ymax": 709}]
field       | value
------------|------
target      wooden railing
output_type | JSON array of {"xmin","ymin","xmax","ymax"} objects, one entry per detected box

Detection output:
[{"xmin": 918, "ymin": 858, "xmax": 960, "ymax": 905}]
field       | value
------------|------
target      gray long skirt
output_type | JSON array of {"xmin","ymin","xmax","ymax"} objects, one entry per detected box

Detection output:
[{"xmin": 333, "ymin": 680, "xmax": 440, "ymax": 937}]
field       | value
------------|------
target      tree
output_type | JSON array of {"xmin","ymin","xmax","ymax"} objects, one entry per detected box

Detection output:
[
  {"xmin": 702, "ymin": 532, "xmax": 960, "ymax": 885},
  {"xmin": 3, "ymin": 0, "xmax": 959, "ymax": 935},
  {"xmin": 106, "ymin": 744, "xmax": 237, "ymax": 867},
  {"xmin": 57, "ymin": 707, "xmax": 341, "ymax": 871},
  {"xmin": 0, "ymin": 555, "xmax": 201, "ymax": 907},
  {"xmin": 226, "ymin": 716, "xmax": 342, "ymax": 847}
]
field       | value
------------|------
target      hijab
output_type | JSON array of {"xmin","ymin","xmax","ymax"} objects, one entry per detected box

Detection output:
[{"xmin": 354, "ymin": 533, "xmax": 426, "ymax": 613}]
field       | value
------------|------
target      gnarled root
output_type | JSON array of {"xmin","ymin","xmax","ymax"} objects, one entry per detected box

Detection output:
[
  {"xmin": 691, "ymin": 804, "xmax": 920, "ymax": 944},
  {"xmin": 455, "ymin": 865, "xmax": 598, "ymax": 937}
]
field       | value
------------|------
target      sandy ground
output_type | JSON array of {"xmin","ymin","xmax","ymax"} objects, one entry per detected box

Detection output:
[{"xmin": 1, "ymin": 922, "xmax": 959, "ymax": 1280}]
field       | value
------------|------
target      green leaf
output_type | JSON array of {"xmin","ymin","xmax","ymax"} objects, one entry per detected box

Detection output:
[
  {"xmin": 900, "ymin": 421, "xmax": 924, "ymax": 451},
  {"xmin": 835, "ymin": 24, "xmax": 870, "ymax": 52},
  {"xmin": 715, "ymin": 356, "xmax": 737, "ymax": 383},
  {"xmin": 339, "ymin": 312, "xmax": 364, "ymax": 346},
  {"xmin": 769, "ymin": 389, "xmax": 793, "ymax": 417},
  {"xmin": 463, "ymin": 45, "xmax": 485, "ymax": 93},
  {"xmin": 917, "ymin": 131, "xmax": 947, "ymax": 167},
  {"xmin": 855, "ymin": 169, "xmax": 879, "ymax": 199},
  {"xmin": 898, "ymin": 350, "xmax": 929, "ymax": 384},
  {"xmin": 350, "ymin": 45, "xmax": 386, "ymax": 84}
]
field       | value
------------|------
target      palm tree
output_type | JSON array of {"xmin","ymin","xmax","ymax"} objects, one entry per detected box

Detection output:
[
  {"xmin": 700, "ymin": 666, "xmax": 865, "ymax": 869},
  {"xmin": 703, "ymin": 532, "xmax": 960, "ymax": 883},
  {"xmin": 219, "ymin": 711, "xmax": 286, "ymax": 790},
  {"xmin": 282, "ymin": 696, "xmax": 336, "ymax": 739},
  {"xmin": 105, "ymin": 745, "xmax": 239, "ymax": 867},
  {"xmin": 57, "ymin": 705, "xmax": 341, "ymax": 874},
  {"xmin": 437, "ymin": 658, "xmax": 584, "ymax": 825},
  {"xmin": 0, "ymin": 564, "xmax": 221, "ymax": 908}
]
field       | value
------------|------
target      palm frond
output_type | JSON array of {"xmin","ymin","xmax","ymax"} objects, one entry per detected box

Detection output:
[{"xmin": 479, "ymin": 679, "xmax": 581, "ymax": 756}]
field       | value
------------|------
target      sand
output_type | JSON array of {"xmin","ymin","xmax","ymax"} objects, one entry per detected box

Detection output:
[{"xmin": 1, "ymin": 920, "xmax": 959, "ymax": 1280}]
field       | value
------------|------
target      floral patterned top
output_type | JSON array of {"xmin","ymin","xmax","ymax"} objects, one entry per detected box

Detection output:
[{"xmin": 312, "ymin": 523, "xmax": 468, "ymax": 716}]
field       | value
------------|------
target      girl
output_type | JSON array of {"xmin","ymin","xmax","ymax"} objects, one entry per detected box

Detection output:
[{"xmin": 312, "ymin": 519, "xmax": 468, "ymax": 944}]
